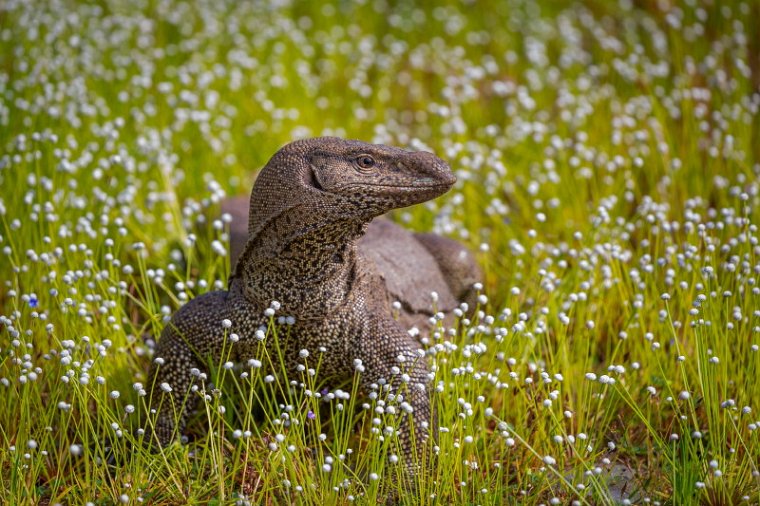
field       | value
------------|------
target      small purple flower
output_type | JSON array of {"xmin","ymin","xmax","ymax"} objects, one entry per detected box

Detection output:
[
  {"xmin": 307, "ymin": 410, "xmax": 316, "ymax": 420},
  {"xmin": 28, "ymin": 296, "xmax": 38, "ymax": 308}
]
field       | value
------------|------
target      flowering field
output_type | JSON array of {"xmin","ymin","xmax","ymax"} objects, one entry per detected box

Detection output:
[{"xmin": 1, "ymin": 0, "xmax": 759, "ymax": 504}]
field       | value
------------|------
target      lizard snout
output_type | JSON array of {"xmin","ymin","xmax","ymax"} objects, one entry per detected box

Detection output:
[{"xmin": 405, "ymin": 151, "xmax": 456, "ymax": 189}]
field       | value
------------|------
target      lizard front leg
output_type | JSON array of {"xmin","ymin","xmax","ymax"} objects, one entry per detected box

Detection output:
[
  {"xmin": 147, "ymin": 323, "xmax": 206, "ymax": 446},
  {"xmin": 357, "ymin": 318, "xmax": 433, "ymax": 474},
  {"xmin": 147, "ymin": 290, "xmax": 234, "ymax": 446}
]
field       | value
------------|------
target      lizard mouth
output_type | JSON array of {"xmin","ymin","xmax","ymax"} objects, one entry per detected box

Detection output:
[{"xmin": 342, "ymin": 180, "xmax": 454, "ymax": 192}]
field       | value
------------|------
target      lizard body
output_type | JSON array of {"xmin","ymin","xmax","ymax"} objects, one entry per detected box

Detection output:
[{"xmin": 149, "ymin": 137, "xmax": 460, "ymax": 465}]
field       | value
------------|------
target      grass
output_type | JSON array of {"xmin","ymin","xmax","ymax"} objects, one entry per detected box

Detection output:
[{"xmin": 1, "ymin": 0, "xmax": 759, "ymax": 504}]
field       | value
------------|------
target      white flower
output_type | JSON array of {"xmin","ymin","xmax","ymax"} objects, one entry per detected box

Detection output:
[{"xmin": 211, "ymin": 240, "xmax": 226, "ymax": 256}]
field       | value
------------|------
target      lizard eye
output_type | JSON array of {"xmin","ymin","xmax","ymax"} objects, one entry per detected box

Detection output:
[{"xmin": 356, "ymin": 155, "xmax": 376, "ymax": 169}]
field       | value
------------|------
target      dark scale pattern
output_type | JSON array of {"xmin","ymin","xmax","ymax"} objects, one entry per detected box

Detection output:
[
  {"xmin": 148, "ymin": 137, "xmax": 458, "ymax": 466},
  {"xmin": 222, "ymin": 207, "xmax": 482, "ymax": 330}
]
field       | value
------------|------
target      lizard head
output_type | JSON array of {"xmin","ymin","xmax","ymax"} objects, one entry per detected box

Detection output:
[
  {"xmin": 302, "ymin": 137, "xmax": 456, "ymax": 214},
  {"xmin": 248, "ymin": 137, "xmax": 456, "ymax": 236}
]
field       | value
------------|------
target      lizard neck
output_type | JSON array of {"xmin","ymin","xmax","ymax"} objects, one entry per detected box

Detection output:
[{"xmin": 239, "ymin": 214, "xmax": 369, "ymax": 321}]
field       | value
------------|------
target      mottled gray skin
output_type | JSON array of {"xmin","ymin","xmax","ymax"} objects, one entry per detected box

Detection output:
[
  {"xmin": 148, "ymin": 137, "xmax": 457, "ymax": 465},
  {"xmin": 222, "ymin": 201, "xmax": 482, "ymax": 331}
]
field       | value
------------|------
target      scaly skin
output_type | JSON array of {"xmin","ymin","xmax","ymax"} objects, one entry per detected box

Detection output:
[
  {"xmin": 221, "ymin": 201, "xmax": 482, "ymax": 331},
  {"xmin": 148, "ymin": 137, "xmax": 457, "ymax": 466}
]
